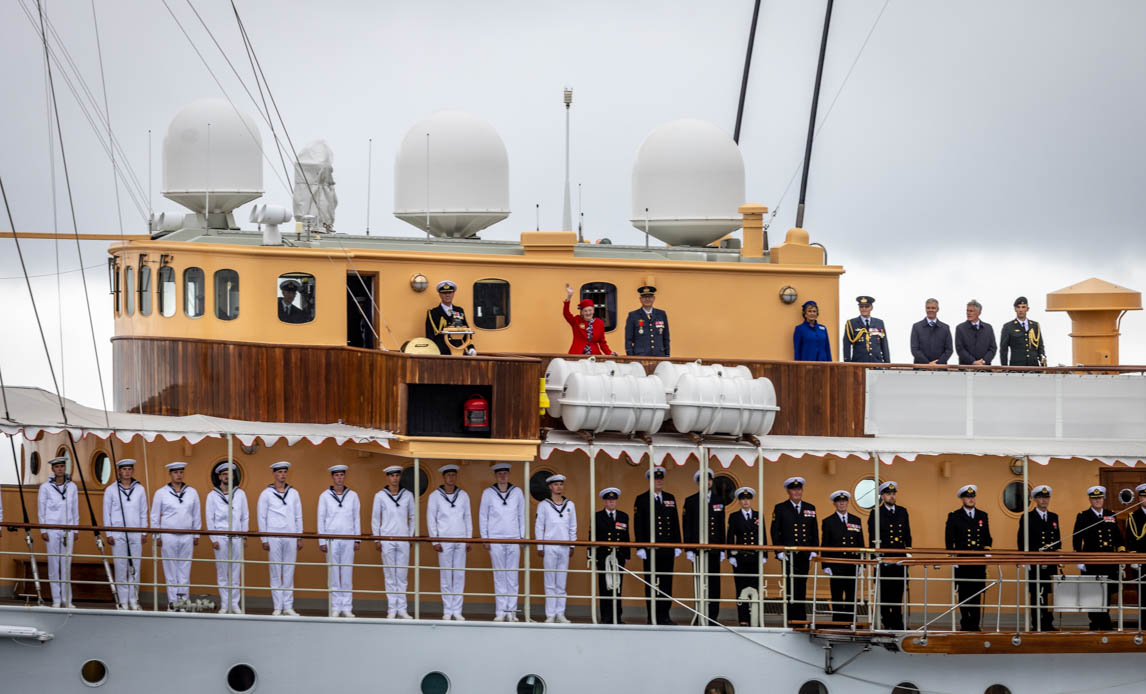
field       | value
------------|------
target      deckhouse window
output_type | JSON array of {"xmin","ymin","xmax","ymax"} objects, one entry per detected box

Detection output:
[
  {"xmin": 138, "ymin": 263, "xmax": 153, "ymax": 316},
  {"xmin": 159, "ymin": 266, "xmax": 176, "ymax": 317},
  {"xmin": 473, "ymin": 279, "xmax": 510, "ymax": 329},
  {"xmin": 124, "ymin": 266, "xmax": 135, "ymax": 315},
  {"xmin": 277, "ymin": 273, "xmax": 315, "ymax": 324},
  {"xmin": 579, "ymin": 282, "xmax": 618, "ymax": 331},
  {"xmin": 184, "ymin": 267, "xmax": 205, "ymax": 318},
  {"xmin": 108, "ymin": 258, "xmax": 120, "ymax": 315},
  {"xmin": 214, "ymin": 269, "xmax": 240, "ymax": 321}
]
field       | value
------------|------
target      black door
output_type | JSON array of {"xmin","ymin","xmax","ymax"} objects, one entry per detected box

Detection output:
[{"xmin": 347, "ymin": 273, "xmax": 376, "ymax": 349}]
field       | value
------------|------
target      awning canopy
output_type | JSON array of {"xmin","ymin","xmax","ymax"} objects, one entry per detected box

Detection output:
[{"xmin": 0, "ymin": 387, "xmax": 393, "ymax": 448}]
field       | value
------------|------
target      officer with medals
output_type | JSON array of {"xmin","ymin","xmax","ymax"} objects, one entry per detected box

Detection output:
[
  {"xmin": 150, "ymin": 462, "xmax": 201, "ymax": 608},
  {"xmin": 683, "ymin": 469, "xmax": 726, "ymax": 623},
  {"xmin": 592, "ymin": 487, "xmax": 630, "ymax": 624},
  {"xmin": 372, "ymin": 464, "xmax": 416, "ymax": 619},
  {"xmin": 206, "ymin": 461, "xmax": 248, "ymax": 614},
  {"xmin": 727, "ymin": 487, "xmax": 763, "ymax": 626},
  {"xmin": 945, "ymin": 484, "xmax": 993, "ymax": 631},
  {"xmin": 535, "ymin": 474, "xmax": 577, "ymax": 623},
  {"xmin": 318, "ymin": 464, "xmax": 361, "ymax": 618},
  {"xmin": 1016, "ymin": 484, "xmax": 1061, "ymax": 630},
  {"xmin": 842, "ymin": 295, "xmax": 890, "ymax": 363},
  {"xmin": 1072, "ymin": 485, "xmax": 1126, "ymax": 630},
  {"xmin": 257, "ymin": 461, "xmax": 303, "ymax": 616},
  {"xmin": 479, "ymin": 462, "xmax": 525, "ymax": 622},
  {"xmin": 425, "ymin": 280, "xmax": 476, "ymax": 355},
  {"xmin": 37, "ymin": 456, "xmax": 78, "ymax": 608},
  {"xmin": 868, "ymin": 481, "xmax": 911, "ymax": 630},
  {"xmin": 821, "ymin": 489, "xmax": 864, "ymax": 624},
  {"xmin": 427, "ymin": 464, "xmax": 473, "ymax": 620},
  {"xmin": 999, "ymin": 296, "xmax": 1047, "ymax": 366},
  {"xmin": 624, "ymin": 285, "xmax": 670, "ymax": 357},
  {"xmin": 634, "ymin": 466, "xmax": 682, "ymax": 625},
  {"xmin": 103, "ymin": 458, "xmax": 149, "ymax": 610},
  {"xmin": 771, "ymin": 476, "xmax": 819, "ymax": 625},
  {"xmin": 1126, "ymin": 484, "xmax": 1146, "ymax": 629}
]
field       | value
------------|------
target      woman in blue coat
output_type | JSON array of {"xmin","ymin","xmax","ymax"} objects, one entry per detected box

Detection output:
[{"xmin": 793, "ymin": 300, "xmax": 831, "ymax": 361}]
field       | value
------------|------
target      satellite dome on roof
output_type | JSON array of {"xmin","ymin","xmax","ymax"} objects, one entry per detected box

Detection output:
[
  {"xmin": 631, "ymin": 118, "xmax": 745, "ymax": 247},
  {"xmin": 393, "ymin": 111, "xmax": 510, "ymax": 238},
  {"xmin": 162, "ymin": 98, "xmax": 264, "ymax": 215}
]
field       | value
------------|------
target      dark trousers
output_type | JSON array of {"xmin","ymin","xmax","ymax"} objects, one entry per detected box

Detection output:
[
  {"xmin": 693, "ymin": 550, "xmax": 722, "ymax": 624},
  {"xmin": 1082, "ymin": 564, "xmax": 1117, "ymax": 630},
  {"xmin": 596, "ymin": 558, "xmax": 624, "ymax": 624},
  {"xmin": 783, "ymin": 553, "xmax": 810, "ymax": 625},
  {"xmin": 827, "ymin": 564, "xmax": 858, "ymax": 624},
  {"xmin": 877, "ymin": 563, "xmax": 906, "ymax": 630},
  {"xmin": 1026, "ymin": 565, "xmax": 1056, "ymax": 630},
  {"xmin": 732, "ymin": 555, "xmax": 760, "ymax": 625},
  {"xmin": 954, "ymin": 565, "xmax": 987, "ymax": 631},
  {"xmin": 643, "ymin": 549, "xmax": 676, "ymax": 624}
]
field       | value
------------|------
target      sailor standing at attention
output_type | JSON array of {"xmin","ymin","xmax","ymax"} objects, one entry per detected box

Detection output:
[
  {"xmin": 1072, "ymin": 485, "xmax": 1125, "ymax": 630},
  {"xmin": 634, "ymin": 466, "xmax": 683, "ymax": 625},
  {"xmin": 318, "ymin": 465, "xmax": 361, "ymax": 618},
  {"xmin": 683, "ymin": 469, "xmax": 726, "ymax": 623},
  {"xmin": 726, "ymin": 487, "xmax": 763, "ymax": 626},
  {"xmin": 820, "ymin": 490, "xmax": 864, "ymax": 624},
  {"xmin": 206, "ymin": 462, "xmax": 248, "ymax": 614},
  {"xmin": 372, "ymin": 464, "xmax": 415, "ymax": 619},
  {"xmin": 151, "ymin": 462, "xmax": 201, "ymax": 608},
  {"xmin": 624, "ymin": 285, "xmax": 670, "ymax": 357},
  {"xmin": 480, "ymin": 462, "xmax": 526, "ymax": 621},
  {"xmin": 944, "ymin": 485, "xmax": 993, "ymax": 631},
  {"xmin": 1126, "ymin": 484, "xmax": 1146, "ymax": 629},
  {"xmin": 38, "ymin": 456, "xmax": 79, "ymax": 608},
  {"xmin": 770, "ymin": 477, "xmax": 819, "ymax": 625},
  {"xmin": 536, "ymin": 474, "xmax": 577, "ymax": 623},
  {"xmin": 1016, "ymin": 484, "xmax": 1060, "ymax": 630},
  {"xmin": 427, "ymin": 464, "xmax": 473, "ymax": 620},
  {"xmin": 103, "ymin": 458, "xmax": 148, "ymax": 610},
  {"xmin": 842, "ymin": 295, "xmax": 890, "ymax": 363},
  {"xmin": 868, "ymin": 481, "xmax": 912, "ymax": 630},
  {"xmin": 593, "ymin": 487, "xmax": 630, "ymax": 624},
  {"xmin": 257, "ymin": 461, "xmax": 303, "ymax": 616}
]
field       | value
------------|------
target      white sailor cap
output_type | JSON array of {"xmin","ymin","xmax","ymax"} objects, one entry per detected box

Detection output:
[
  {"xmin": 491, "ymin": 462, "xmax": 512, "ymax": 472},
  {"xmin": 1087, "ymin": 485, "xmax": 1105, "ymax": 498},
  {"xmin": 116, "ymin": 458, "xmax": 137, "ymax": 468},
  {"xmin": 783, "ymin": 476, "xmax": 805, "ymax": 489},
  {"xmin": 957, "ymin": 484, "xmax": 978, "ymax": 498},
  {"xmin": 879, "ymin": 481, "xmax": 898, "ymax": 494},
  {"xmin": 48, "ymin": 456, "xmax": 69, "ymax": 467},
  {"xmin": 546, "ymin": 474, "xmax": 566, "ymax": 484},
  {"xmin": 644, "ymin": 466, "xmax": 666, "ymax": 479},
  {"xmin": 269, "ymin": 461, "xmax": 291, "ymax": 471},
  {"xmin": 734, "ymin": 487, "xmax": 756, "ymax": 499},
  {"xmin": 830, "ymin": 490, "xmax": 850, "ymax": 501},
  {"xmin": 165, "ymin": 462, "xmax": 188, "ymax": 471},
  {"xmin": 1031, "ymin": 484, "xmax": 1052, "ymax": 499},
  {"xmin": 213, "ymin": 461, "xmax": 236, "ymax": 475},
  {"xmin": 599, "ymin": 487, "xmax": 621, "ymax": 499},
  {"xmin": 1137, "ymin": 483, "xmax": 1146, "ymax": 495},
  {"xmin": 383, "ymin": 465, "xmax": 403, "ymax": 475},
  {"xmin": 328, "ymin": 464, "xmax": 348, "ymax": 474},
  {"xmin": 693, "ymin": 469, "xmax": 714, "ymax": 483},
  {"xmin": 439, "ymin": 464, "xmax": 459, "ymax": 475},
  {"xmin": 436, "ymin": 280, "xmax": 457, "ymax": 292}
]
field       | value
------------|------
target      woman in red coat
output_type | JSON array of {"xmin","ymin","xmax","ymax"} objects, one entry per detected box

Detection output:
[{"xmin": 563, "ymin": 283, "xmax": 616, "ymax": 356}]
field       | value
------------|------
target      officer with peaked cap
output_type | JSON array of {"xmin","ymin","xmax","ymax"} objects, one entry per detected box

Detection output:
[
  {"xmin": 593, "ymin": 487, "xmax": 630, "ymax": 623},
  {"xmin": 1016, "ymin": 484, "xmax": 1060, "ymax": 630},
  {"xmin": 150, "ymin": 462, "xmax": 201, "ymax": 608},
  {"xmin": 425, "ymin": 280, "xmax": 476, "ymax": 355},
  {"xmin": 206, "ymin": 461, "xmax": 249, "ymax": 614},
  {"xmin": 624, "ymin": 285, "xmax": 670, "ymax": 357},
  {"xmin": 38, "ymin": 456, "xmax": 78, "ymax": 607},
  {"xmin": 821, "ymin": 490, "xmax": 864, "ymax": 624},
  {"xmin": 426, "ymin": 464, "xmax": 473, "ymax": 620},
  {"xmin": 257, "ymin": 461, "xmax": 303, "ymax": 616},
  {"xmin": 945, "ymin": 484, "xmax": 993, "ymax": 631},
  {"xmin": 634, "ymin": 465, "xmax": 682, "ymax": 624},
  {"xmin": 683, "ymin": 469, "xmax": 725, "ymax": 623},
  {"xmin": 318, "ymin": 464, "xmax": 361, "ymax": 617},
  {"xmin": 868, "ymin": 481, "xmax": 912, "ymax": 630},
  {"xmin": 843, "ymin": 295, "xmax": 890, "ymax": 363},
  {"xmin": 1127, "ymin": 484, "xmax": 1146, "ymax": 628},
  {"xmin": 771, "ymin": 476, "xmax": 819, "ymax": 625},
  {"xmin": 536, "ymin": 474, "xmax": 577, "ymax": 623},
  {"xmin": 103, "ymin": 458, "xmax": 149, "ymax": 610},
  {"xmin": 372, "ymin": 464, "xmax": 416, "ymax": 619},
  {"xmin": 727, "ymin": 487, "xmax": 763, "ymax": 626},
  {"xmin": 480, "ymin": 462, "xmax": 525, "ymax": 621},
  {"xmin": 1000, "ymin": 296, "xmax": 1046, "ymax": 366},
  {"xmin": 1072, "ymin": 485, "xmax": 1125, "ymax": 630},
  {"xmin": 278, "ymin": 279, "xmax": 308, "ymax": 323}
]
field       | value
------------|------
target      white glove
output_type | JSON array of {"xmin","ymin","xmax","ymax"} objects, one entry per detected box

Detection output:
[
  {"xmin": 686, "ymin": 551, "xmax": 696, "ymax": 562},
  {"xmin": 905, "ymin": 553, "xmax": 912, "ymax": 558},
  {"xmin": 720, "ymin": 552, "xmax": 726, "ymax": 562},
  {"xmin": 777, "ymin": 552, "xmax": 787, "ymax": 561},
  {"xmin": 953, "ymin": 565, "xmax": 959, "ymax": 569},
  {"xmin": 1077, "ymin": 563, "xmax": 1086, "ymax": 571},
  {"xmin": 637, "ymin": 549, "xmax": 647, "ymax": 560},
  {"xmin": 823, "ymin": 567, "xmax": 832, "ymax": 576},
  {"xmin": 984, "ymin": 554, "xmax": 992, "ymax": 559},
  {"xmin": 729, "ymin": 557, "xmax": 738, "ymax": 568},
  {"xmin": 674, "ymin": 548, "xmax": 682, "ymax": 558},
  {"xmin": 809, "ymin": 552, "xmax": 818, "ymax": 560}
]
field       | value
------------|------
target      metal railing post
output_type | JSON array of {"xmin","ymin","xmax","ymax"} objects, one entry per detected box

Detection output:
[
  {"xmin": 872, "ymin": 450, "xmax": 881, "ymax": 630},
  {"xmin": 647, "ymin": 443, "xmax": 656, "ymax": 624},
  {"xmin": 698, "ymin": 443, "xmax": 708, "ymax": 624},
  {"xmin": 588, "ymin": 443, "xmax": 597, "ymax": 624},
  {"xmin": 1022, "ymin": 454, "xmax": 1031, "ymax": 632},
  {"xmin": 413, "ymin": 457, "xmax": 421, "ymax": 620},
  {"xmin": 151, "ymin": 530, "xmax": 159, "ymax": 611},
  {"xmin": 523, "ymin": 457, "xmax": 531, "ymax": 622},
  {"xmin": 756, "ymin": 445, "xmax": 764, "ymax": 625}
]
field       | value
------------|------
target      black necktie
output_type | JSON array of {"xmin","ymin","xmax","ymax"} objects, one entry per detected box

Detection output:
[
  {"xmin": 864, "ymin": 319, "xmax": 869, "ymax": 329},
  {"xmin": 609, "ymin": 512, "xmax": 614, "ymax": 522}
]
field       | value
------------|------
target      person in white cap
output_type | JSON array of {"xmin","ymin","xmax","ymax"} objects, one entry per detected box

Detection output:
[
  {"xmin": 770, "ymin": 476, "xmax": 818, "ymax": 626},
  {"xmin": 1016, "ymin": 484, "xmax": 1059, "ymax": 630},
  {"xmin": 944, "ymin": 484, "xmax": 992, "ymax": 631},
  {"xmin": 318, "ymin": 464, "xmax": 361, "ymax": 617},
  {"xmin": 258, "ymin": 461, "xmax": 303, "ymax": 616},
  {"xmin": 634, "ymin": 466, "xmax": 681, "ymax": 625},
  {"xmin": 535, "ymin": 474, "xmax": 577, "ymax": 623},
  {"xmin": 480, "ymin": 462, "xmax": 525, "ymax": 621},
  {"xmin": 150, "ymin": 462, "xmax": 201, "ymax": 608},
  {"xmin": 206, "ymin": 461, "xmax": 248, "ymax": 614},
  {"xmin": 103, "ymin": 458, "xmax": 148, "ymax": 610},
  {"xmin": 868, "ymin": 481, "xmax": 911, "ymax": 630},
  {"xmin": 425, "ymin": 280, "xmax": 476, "ymax": 355},
  {"xmin": 37, "ymin": 456, "xmax": 78, "ymax": 607},
  {"xmin": 372, "ymin": 464, "xmax": 415, "ymax": 619},
  {"xmin": 427, "ymin": 464, "xmax": 472, "ymax": 620},
  {"xmin": 726, "ymin": 487, "xmax": 762, "ymax": 626},
  {"xmin": 683, "ymin": 469, "xmax": 726, "ymax": 624},
  {"xmin": 820, "ymin": 490, "xmax": 863, "ymax": 624},
  {"xmin": 593, "ymin": 487, "xmax": 629, "ymax": 623},
  {"xmin": 1072, "ymin": 485, "xmax": 1124, "ymax": 630}
]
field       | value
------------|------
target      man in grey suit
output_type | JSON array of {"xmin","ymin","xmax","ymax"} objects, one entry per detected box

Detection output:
[
  {"xmin": 909, "ymin": 298, "xmax": 953, "ymax": 364},
  {"xmin": 955, "ymin": 299, "xmax": 997, "ymax": 365}
]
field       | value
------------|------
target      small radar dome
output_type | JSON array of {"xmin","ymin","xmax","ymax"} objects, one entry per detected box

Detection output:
[
  {"xmin": 631, "ymin": 119, "xmax": 745, "ymax": 246},
  {"xmin": 394, "ymin": 111, "xmax": 509, "ymax": 238},
  {"xmin": 162, "ymin": 98, "xmax": 263, "ymax": 214}
]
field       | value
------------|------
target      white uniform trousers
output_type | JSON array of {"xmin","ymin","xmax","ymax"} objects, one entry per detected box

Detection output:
[
  {"xmin": 110, "ymin": 532, "xmax": 143, "ymax": 607},
  {"xmin": 437, "ymin": 542, "xmax": 467, "ymax": 616},
  {"xmin": 326, "ymin": 539, "xmax": 355, "ymax": 613},
  {"xmin": 214, "ymin": 538, "xmax": 243, "ymax": 611},
  {"xmin": 45, "ymin": 530, "xmax": 74, "ymax": 605},
  {"xmin": 543, "ymin": 548, "xmax": 570, "ymax": 617},
  {"xmin": 381, "ymin": 541, "xmax": 410, "ymax": 612},
  {"xmin": 267, "ymin": 537, "xmax": 297, "ymax": 610},
  {"xmin": 160, "ymin": 535, "xmax": 194, "ymax": 603},
  {"xmin": 489, "ymin": 542, "xmax": 520, "ymax": 617}
]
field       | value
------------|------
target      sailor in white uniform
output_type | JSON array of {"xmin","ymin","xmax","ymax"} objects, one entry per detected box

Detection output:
[
  {"xmin": 257, "ymin": 461, "xmax": 303, "ymax": 616},
  {"xmin": 318, "ymin": 464, "xmax": 361, "ymax": 618},
  {"xmin": 535, "ymin": 474, "xmax": 577, "ymax": 623},
  {"xmin": 480, "ymin": 462, "xmax": 525, "ymax": 621},
  {"xmin": 103, "ymin": 458, "xmax": 148, "ymax": 610},
  {"xmin": 38, "ymin": 456, "xmax": 79, "ymax": 607},
  {"xmin": 205, "ymin": 462, "xmax": 249, "ymax": 614},
  {"xmin": 151, "ymin": 461, "xmax": 202, "ymax": 607},
  {"xmin": 426, "ymin": 464, "xmax": 473, "ymax": 620},
  {"xmin": 372, "ymin": 464, "xmax": 415, "ymax": 619}
]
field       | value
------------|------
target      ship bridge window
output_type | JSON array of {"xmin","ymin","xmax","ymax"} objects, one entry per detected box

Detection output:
[
  {"xmin": 215, "ymin": 269, "xmax": 240, "ymax": 321},
  {"xmin": 579, "ymin": 282, "xmax": 618, "ymax": 331},
  {"xmin": 158, "ymin": 266, "xmax": 176, "ymax": 317},
  {"xmin": 124, "ymin": 266, "xmax": 135, "ymax": 315},
  {"xmin": 108, "ymin": 258, "xmax": 120, "ymax": 315},
  {"xmin": 184, "ymin": 267, "xmax": 205, "ymax": 318},
  {"xmin": 277, "ymin": 273, "xmax": 315, "ymax": 324},
  {"xmin": 138, "ymin": 262, "xmax": 153, "ymax": 316},
  {"xmin": 473, "ymin": 279, "xmax": 510, "ymax": 330}
]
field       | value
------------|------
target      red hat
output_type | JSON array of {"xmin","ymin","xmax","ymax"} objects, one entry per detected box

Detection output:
[{"xmin": 577, "ymin": 299, "xmax": 595, "ymax": 310}]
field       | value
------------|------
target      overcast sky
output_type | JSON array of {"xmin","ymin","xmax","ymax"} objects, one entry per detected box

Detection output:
[{"xmin": 1, "ymin": 0, "xmax": 1144, "ymax": 480}]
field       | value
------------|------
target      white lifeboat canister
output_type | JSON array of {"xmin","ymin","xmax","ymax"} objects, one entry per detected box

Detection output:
[
  {"xmin": 558, "ymin": 371, "xmax": 667, "ymax": 434},
  {"xmin": 652, "ymin": 361, "xmax": 754, "ymax": 420},
  {"xmin": 669, "ymin": 373, "xmax": 778, "ymax": 436},
  {"xmin": 544, "ymin": 358, "xmax": 646, "ymax": 417}
]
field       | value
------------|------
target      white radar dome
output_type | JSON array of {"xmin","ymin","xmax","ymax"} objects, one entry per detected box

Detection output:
[
  {"xmin": 631, "ymin": 118, "xmax": 745, "ymax": 246},
  {"xmin": 394, "ymin": 110, "xmax": 509, "ymax": 238},
  {"xmin": 162, "ymin": 98, "xmax": 264, "ymax": 214}
]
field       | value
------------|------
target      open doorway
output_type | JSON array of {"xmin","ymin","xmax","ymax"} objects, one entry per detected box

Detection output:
[{"xmin": 347, "ymin": 272, "xmax": 377, "ymax": 349}]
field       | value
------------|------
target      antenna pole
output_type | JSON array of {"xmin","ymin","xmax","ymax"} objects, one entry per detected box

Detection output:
[
  {"xmin": 577, "ymin": 182, "xmax": 583, "ymax": 243},
  {"xmin": 644, "ymin": 207, "xmax": 650, "ymax": 248},
  {"xmin": 147, "ymin": 129, "xmax": 152, "ymax": 227},
  {"xmin": 366, "ymin": 138, "xmax": 373, "ymax": 235},
  {"xmin": 535, "ymin": 203, "xmax": 540, "ymax": 231},
  {"xmin": 205, "ymin": 122, "xmax": 211, "ymax": 229},
  {"xmin": 562, "ymin": 88, "xmax": 573, "ymax": 232},
  {"xmin": 424, "ymin": 132, "xmax": 430, "ymax": 241},
  {"xmin": 733, "ymin": 0, "xmax": 763, "ymax": 144},
  {"xmin": 795, "ymin": 0, "xmax": 835, "ymax": 230}
]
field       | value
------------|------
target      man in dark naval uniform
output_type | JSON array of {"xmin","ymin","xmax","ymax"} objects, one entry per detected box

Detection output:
[
  {"xmin": 592, "ymin": 487, "xmax": 630, "ymax": 624},
  {"xmin": 1072, "ymin": 485, "xmax": 1126, "ymax": 630},
  {"xmin": 999, "ymin": 296, "xmax": 1046, "ymax": 366},
  {"xmin": 727, "ymin": 487, "xmax": 764, "ymax": 626},
  {"xmin": 634, "ymin": 466, "xmax": 681, "ymax": 625},
  {"xmin": 821, "ymin": 489, "xmax": 864, "ymax": 624},
  {"xmin": 1126, "ymin": 484, "xmax": 1146, "ymax": 629},
  {"xmin": 1016, "ymin": 484, "xmax": 1061, "ymax": 630},
  {"xmin": 624, "ymin": 285, "xmax": 670, "ymax": 357},
  {"xmin": 683, "ymin": 469, "xmax": 725, "ymax": 624},
  {"xmin": 842, "ymin": 295, "xmax": 890, "ymax": 363},
  {"xmin": 771, "ymin": 476, "xmax": 818, "ymax": 625},
  {"xmin": 869, "ymin": 481, "xmax": 912, "ymax": 630},
  {"xmin": 425, "ymin": 280, "xmax": 476, "ymax": 355},
  {"xmin": 278, "ymin": 280, "xmax": 308, "ymax": 323},
  {"xmin": 945, "ymin": 484, "xmax": 993, "ymax": 631}
]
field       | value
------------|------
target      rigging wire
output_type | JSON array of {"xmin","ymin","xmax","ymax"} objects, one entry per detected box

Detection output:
[{"xmin": 89, "ymin": 0, "xmax": 125, "ymax": 237}]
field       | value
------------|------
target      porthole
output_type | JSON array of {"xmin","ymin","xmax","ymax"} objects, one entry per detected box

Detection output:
[
  {"xmin": 853, "ymin": 478, "xmax": 877, "ymax": 510},
  {"xmin": 1001, "ymin": 481, "xmax": 1031, "ymax": 515},
  {"xmin": 420, "ymin": 671, "xmax": 450, "ymax": 694},
  {"xmin": 712, "ymin": 475, "xmax": 737, "ymax": 506},
  {"xmin": 798, "ymin": 682, "xmax": 828, "ymax": 694},
  {"xmin": 29, "ymin": 450, "xmax": 41, "ymax": 476},
  {"xmin": 401, "ymin": 467, "xmax": 431, "ymax": 497},
  {"xmin": 210, "ymin": 461, "xmax": 244, "ymax": 489},
  {"xmin": 529, "ymin": 470, "xmax": 555, "ymax": 502},
  {"xmin": 226, "ymin": 663, "xmax": 257, "ymax": 693},
  {"xmin": 984, "ymin": 687, "xmax": 1011, "ymax": 694},
  {"xmin": 892, "ymin": 684, "xmax": 920, "ymax": 694},
  {"xmin": 92, "ymin": 452, "xmax": 112, "ymax": 485},
  {"xmin": 516, "ymin": 674, "xmax": 546, "ymax": 694},
  {"xmin": 80, "ymin": 659, "xmax": 108, "ymax": 687},
  {"xmin": 704, "ymin": 677, "xmax": 735, "ymax": 694}
]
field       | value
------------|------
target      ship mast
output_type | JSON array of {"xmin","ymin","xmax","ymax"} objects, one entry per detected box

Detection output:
[
  {"xmin": 562, "ymin": 87, "xmax": 573, "ymax": 232},
  {"xmin": 732, "ymin": 0, "xmax": 762, "ymax": 144},
  {"xmin": 794, "ymin": 0, "xmax": 835, "ymax": 229}
]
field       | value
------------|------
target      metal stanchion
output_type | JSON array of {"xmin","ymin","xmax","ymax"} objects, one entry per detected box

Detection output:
[
  {"xmin": 523, "ymin": 457, "xmax": 531, "ymax": 622},
  {"xmin": 413, "ymin": 457, "xmax": 421, "ymax": 620}
]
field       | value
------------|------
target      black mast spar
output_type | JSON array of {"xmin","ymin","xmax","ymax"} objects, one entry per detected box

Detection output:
[{"xmin": 795, "ymin": 0, "xmax": 835, "ymax": 229}]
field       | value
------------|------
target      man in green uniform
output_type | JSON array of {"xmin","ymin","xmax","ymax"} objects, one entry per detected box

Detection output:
[{"xmin": 999, "ymin": 296, "xmax": 1046, "ymax": 366}]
